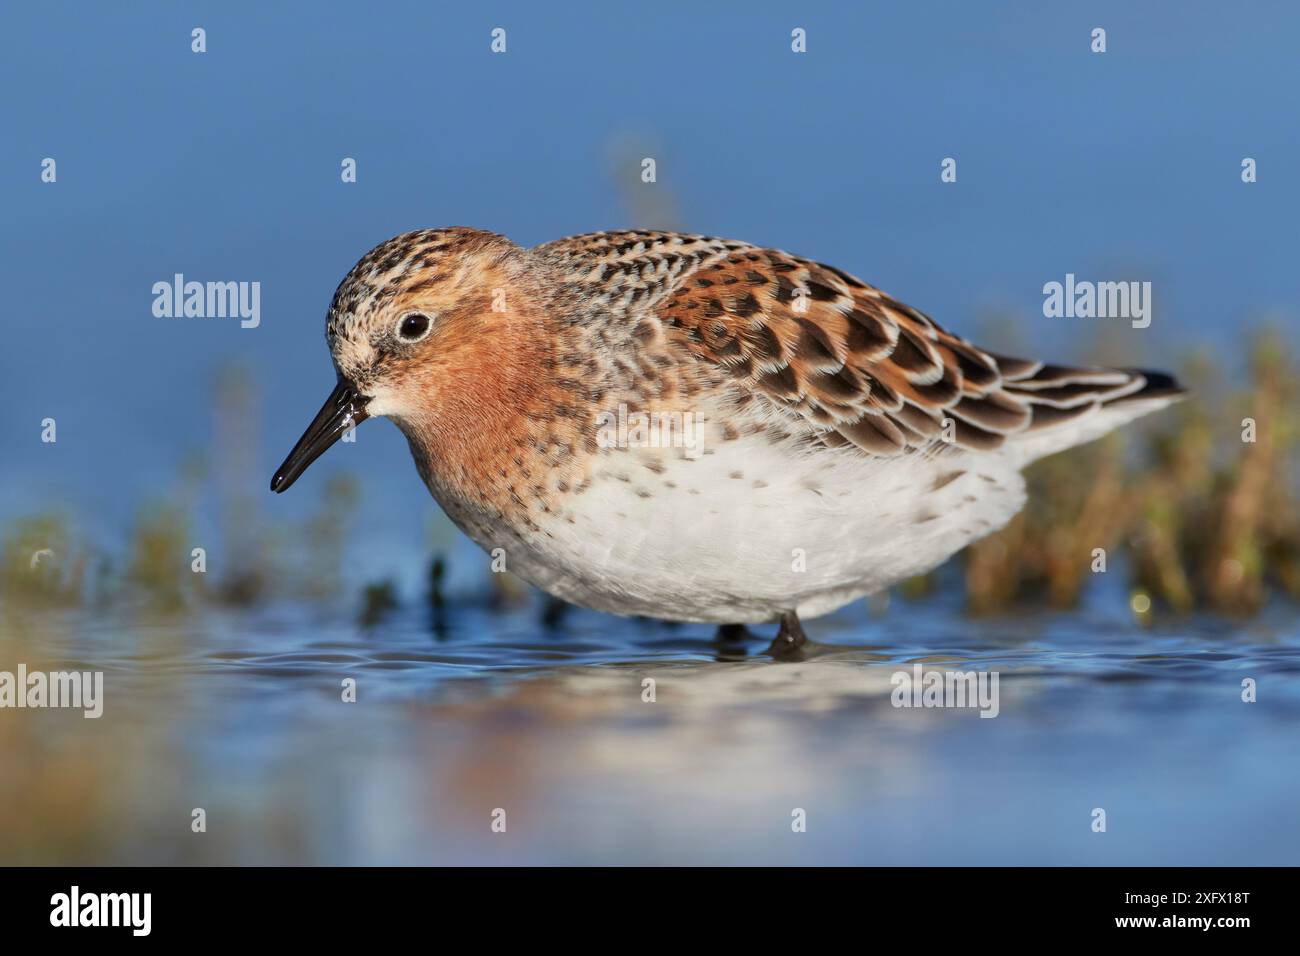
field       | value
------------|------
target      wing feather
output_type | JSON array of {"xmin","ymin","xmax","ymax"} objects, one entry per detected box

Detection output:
[{"xmin": 654, "ymin": 247, "xmax": 1181, "ymax": 458}]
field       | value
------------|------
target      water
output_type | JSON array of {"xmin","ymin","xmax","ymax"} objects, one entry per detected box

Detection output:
[{"xmin": 4, "ymin": 587, "xmax": 1297, "ymax": 866}]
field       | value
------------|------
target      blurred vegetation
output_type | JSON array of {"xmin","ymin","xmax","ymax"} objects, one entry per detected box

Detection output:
[
  {"xmin": 605, "ymin": 132, "xmax": 685, "ymax": 231},
  {"xmin": 959, "ymin": 329, "xmax": 1299, "ymax": 618},
  {"xmin": 0, "ymin": 514, "xmax": 84, "ymax": 608},
  {"xmin": 0, "ymin": 359, "xmax": 540, "ymax": 631},
  {"xmin": 359, "ymin": 579, "xmax": 399, "ymax": 628},
  {"xmin": 0, "ymin": 361, "xmax": 364, "ymax": 623}
]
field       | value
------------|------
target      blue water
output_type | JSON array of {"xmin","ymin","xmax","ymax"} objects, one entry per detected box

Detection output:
[{"xmin": 7, "ymin": 587, "xmax": 1297, "ymax": 865}]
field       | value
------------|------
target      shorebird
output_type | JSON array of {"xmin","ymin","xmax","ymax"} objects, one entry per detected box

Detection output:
[{"xmin": 271, "ymin": 228, "xmax": 1182, "ymax": 658}]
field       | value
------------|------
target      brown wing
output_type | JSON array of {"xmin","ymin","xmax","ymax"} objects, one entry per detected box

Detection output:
[{"xmin": 655, "ymin": 247, "xmax": 1172, "ymax": 457}]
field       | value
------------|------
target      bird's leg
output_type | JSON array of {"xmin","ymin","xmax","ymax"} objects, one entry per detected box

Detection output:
[
  {"xmin": 715, "ymin": 623, "xmax": 754, "ymax": 642},
  {"xmin": 711, "ymin": 623, "xmax": 753, "ymax": 661},
  {"xmin": 540, "ymin": 596, "xmax": 570, "ymax": 629},
  {"xmin": 766, "ymin": 611, "xmax": 810, "ymax": 661}
]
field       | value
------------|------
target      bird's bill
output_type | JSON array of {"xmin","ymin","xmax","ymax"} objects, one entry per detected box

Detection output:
[{"xmin": 270, "ymin": 380, "xmax": 370, "ymax": 493}]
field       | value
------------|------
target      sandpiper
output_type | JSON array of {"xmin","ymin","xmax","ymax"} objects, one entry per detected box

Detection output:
[{"xmin": 272, "ymin": 228, "xmax": 1182, "ymax": 658}]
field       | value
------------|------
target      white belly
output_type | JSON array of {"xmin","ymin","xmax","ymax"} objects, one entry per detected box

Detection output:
[{"xmin": 448, "ymin": 432, "xmax": 1027, "ymax": 625}]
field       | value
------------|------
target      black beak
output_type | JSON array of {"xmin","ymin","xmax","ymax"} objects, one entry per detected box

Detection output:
[{"xmin": 270, "ymin": 380, "xmax": 370, "ymax": 493}]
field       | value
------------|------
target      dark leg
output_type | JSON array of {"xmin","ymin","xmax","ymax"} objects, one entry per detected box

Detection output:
[
  {"xmin": 715, "ymin": 623, "xmax": 754, "ymax": 642},
  {"xmin": 765, "ymin": 611, "xmax": 810, "ymax": 661},
  {"xmin": 711, "ymin": 623, "xmax": 752, "ymax": 661},
  {"xmin": 540, "ymin": 596, "xmax": 570, "ymax": 629}
]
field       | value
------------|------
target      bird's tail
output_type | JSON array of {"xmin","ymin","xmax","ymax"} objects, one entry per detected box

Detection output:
[{"xmin": 989, "ymin": 355, "xmax": 1185, "ymax": 464}]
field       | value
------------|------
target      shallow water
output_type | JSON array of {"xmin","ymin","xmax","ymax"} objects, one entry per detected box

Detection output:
[{"xmin": 2, "ymin": 587, "xmax": 1298, "ymax": 865}]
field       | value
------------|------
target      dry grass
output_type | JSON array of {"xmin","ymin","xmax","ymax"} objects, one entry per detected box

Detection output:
[{"xmin": 963, "ymin": 330, "xmax": 1298, "ymax": 616}]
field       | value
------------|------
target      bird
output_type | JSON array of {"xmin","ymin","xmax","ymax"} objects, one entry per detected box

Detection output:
[{"xmin": 271, "ymin": 227, "xmax": 1183, "ymax": 659}]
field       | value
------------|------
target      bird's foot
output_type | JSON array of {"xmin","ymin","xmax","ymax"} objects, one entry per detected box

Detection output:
[{"xmin": 765, "ymin": 611, "xmax": 811, "ymax": 662}]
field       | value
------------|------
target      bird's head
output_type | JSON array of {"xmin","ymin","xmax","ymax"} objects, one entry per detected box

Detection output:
[{"xmin": 270, "ymin": 227, "xmax": 545, "ymax": 493}]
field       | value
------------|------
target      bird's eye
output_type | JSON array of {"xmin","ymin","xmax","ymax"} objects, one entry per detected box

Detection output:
[{"xmin": 397, "ymin": 312, "xmax": 432, "ymax": 342}]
